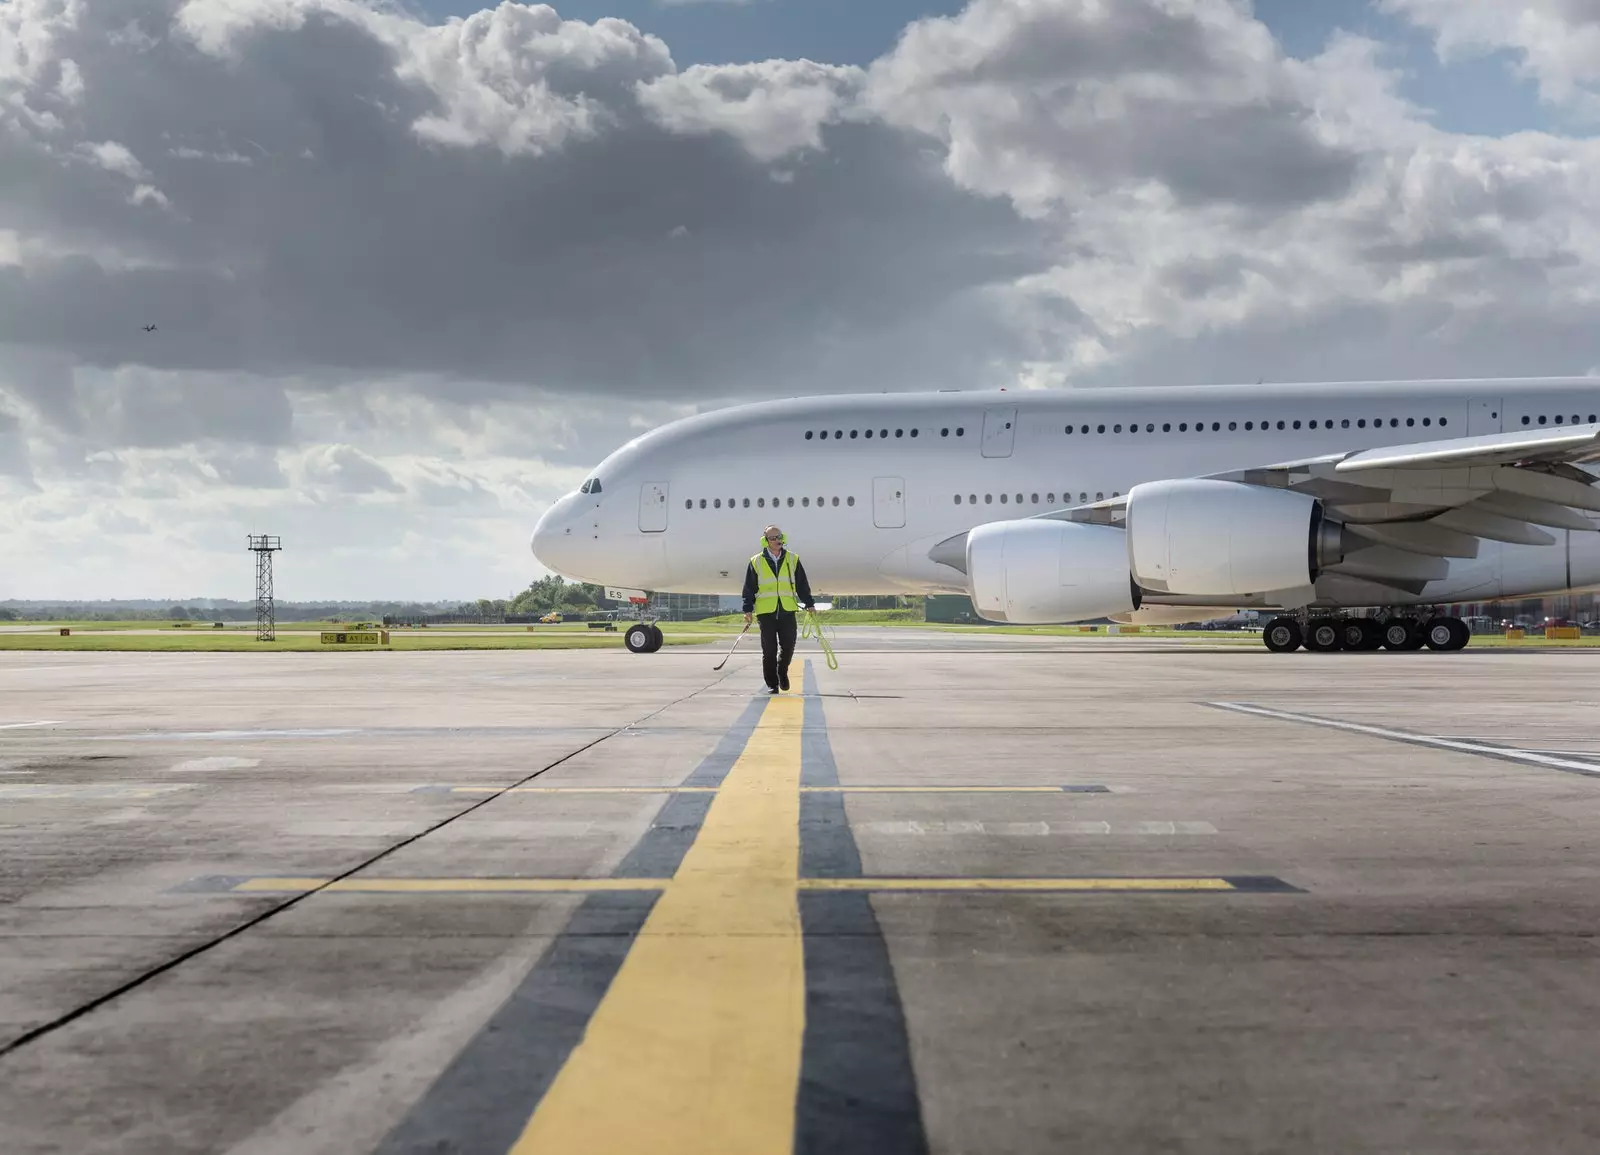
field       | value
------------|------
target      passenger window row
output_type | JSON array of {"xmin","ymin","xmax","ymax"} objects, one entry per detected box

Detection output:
[
  {"xmin": 804, "ymin": 427, "xmax": 969, "ymax": 440},
  {"xmin": 1521, "ymin": 413, "xmax": 1599, "ymax": 426},
  {"xmin": 954, "ymin": 491, "xmax": 1113, "ymax": 506},
  {"xmin": 684, "ymin": 496, "xmax": 857, "ymax": 510},
  {"xmin": 1065, "ymin": 415, "xmax": 1449, "ymax": 435}
]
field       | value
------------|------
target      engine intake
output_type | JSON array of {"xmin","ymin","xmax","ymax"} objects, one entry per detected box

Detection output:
[
  {"xmin": 1126, "ymin": 479, "xmax": 1345, "ymax": 596},
  {"xmin": 966, "ymin": 519, "xmax": 1138, "ymax": 623}
]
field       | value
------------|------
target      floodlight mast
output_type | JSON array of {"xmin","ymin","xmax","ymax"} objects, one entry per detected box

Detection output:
[{"xmin": 247, "ymin": 535, "xmax": 282, "ymax": 641}]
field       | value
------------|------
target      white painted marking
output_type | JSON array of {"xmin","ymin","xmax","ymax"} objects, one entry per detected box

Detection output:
[
  {"xmin": 283, "ymin": 820, "xmax": 429, "ymax": 837},
  {"xmin": 0, "ymin": 783, "xmax": 196, "ymax": 799},
  {"xmin": 90, "ymin": 807, "xmax": 155, "ymax": 825},
  {"xmin": 168, "ymin": 756, "xmax": 262, "ymax": 773},
  {"xmin": 1212, "ymin": 702, "xmax": 1600, "ymax": 778},
  {"xmin": 0, "ymin": 721, "xmax": 62, "ymax": 730},
  {"xmin": 95, "ymin": 728, "xmax": 360, "ymax": 741}
]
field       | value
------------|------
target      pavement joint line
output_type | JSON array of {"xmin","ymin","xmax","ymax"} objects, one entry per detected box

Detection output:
[
  {"xmin": 0, "ymin": 669, "xmax": 745, "ymax": 1060},
  {"xmin": 1209, "ymin": 701, "xmax": 1600, "ymax": 781},
  {"xmin": 0, "ymin": 720, "xmax": 62, "ymax": 730}
]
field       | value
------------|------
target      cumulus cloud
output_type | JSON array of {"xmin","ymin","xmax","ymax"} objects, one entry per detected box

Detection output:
[
  {"xmin": 6, "ymin": 0, "xmax": 1600, "ymax": 598},
  {"xmin": 1382, "ymin": 0, "xmax": 1600, "ymax": 117},
  {"xmin": 300, "ymin": 443, "xmax": 405, "ymax": 495}
]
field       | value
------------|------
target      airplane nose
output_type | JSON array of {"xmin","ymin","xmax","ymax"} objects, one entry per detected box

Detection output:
[{"xmin": 530, "ymin": 499, "xmax": 574, "ymax": 571}]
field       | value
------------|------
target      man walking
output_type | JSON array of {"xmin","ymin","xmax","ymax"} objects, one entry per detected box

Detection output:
[{"xmin": 742, "ymin": 524, "xmax": 815, "ymax": 693}]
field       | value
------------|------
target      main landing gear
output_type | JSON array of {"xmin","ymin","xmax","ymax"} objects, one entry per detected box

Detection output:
[
  {"xmin": 1262, "ymin": 612, "xmax": 1470, "ymax": 653},
  {"xmin": 624, "ymin": 622, "xmax": 664, "ymax": 653}
]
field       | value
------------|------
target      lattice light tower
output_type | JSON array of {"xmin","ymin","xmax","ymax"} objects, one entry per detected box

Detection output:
[{"xmin": 247, "ymin": 535, "xmax": 282, "ymax": 641}]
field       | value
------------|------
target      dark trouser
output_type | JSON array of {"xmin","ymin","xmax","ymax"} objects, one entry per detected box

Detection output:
[{"xmin": 758, "ymin": 609, "xmax": 797, "ymax": 690}]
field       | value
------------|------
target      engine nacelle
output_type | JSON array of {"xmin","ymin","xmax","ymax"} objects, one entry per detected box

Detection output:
[
  {"xmin": 1126, "ymin": 478, "xmax": 1344, "ymax": 596},
  {"xmin": 966, "ymin": 519, "xmax": 1137, "ymax": 623}
]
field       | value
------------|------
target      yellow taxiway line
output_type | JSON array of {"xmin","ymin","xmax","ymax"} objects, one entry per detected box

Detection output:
[{"xmin": 506, "ymin": 693, "xmax": 808, "ymax": 1155}]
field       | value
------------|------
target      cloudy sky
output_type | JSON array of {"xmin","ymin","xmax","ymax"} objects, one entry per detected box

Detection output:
[{"xmin": 5, "ymin": 0, "xmax": 1600, "ymax": 601}]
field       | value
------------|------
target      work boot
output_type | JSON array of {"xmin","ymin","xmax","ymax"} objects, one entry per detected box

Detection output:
[{"xmin": 779, "ymin": 669, "xmax": 790, "ymax": 691}]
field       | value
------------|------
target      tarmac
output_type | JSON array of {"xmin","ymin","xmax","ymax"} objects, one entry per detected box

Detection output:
[{"xmin": 4, "ymin": 633, "xmax": 1600, "ymax": 1154}]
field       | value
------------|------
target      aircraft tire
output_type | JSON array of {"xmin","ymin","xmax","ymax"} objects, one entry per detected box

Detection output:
[
  {"xmin": 1381, "ymin": 620, "xmax": 1415, "ymax": 650},
  {"xmin": 1263, "ymin": 617, "xmax": 1302, "ymax": 653},
  {"xmin": 625, "ymin": 624, "xmax": 654, "ymax": 653},
  {"xmin": 1304, "ymin": 618, "xmax": 1343, "ymax": 652},
  {"xmin": 1423, "ymin": 616, "xmax": 1459, "ymax": 651},
  {"xmin": 644, "ymin": 623, "xmax": 664, "ymax": 652}
]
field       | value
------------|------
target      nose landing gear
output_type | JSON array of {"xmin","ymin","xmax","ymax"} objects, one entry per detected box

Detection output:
[
  {"xmin": 624, "ymin": 622, "xmax": 664, "ymax": 654},
  {"xmin": 1261, "ymin": 611, "xmax": 1469, "ymax": 653}
]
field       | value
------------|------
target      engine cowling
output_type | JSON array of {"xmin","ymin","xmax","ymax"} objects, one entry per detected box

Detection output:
[
  {"xmin": 966, "ymin": 519, "xmax": 1137, "ymax": 623},
  {"xmin": 1126, "ymin": 478, "xmax": 1344, "ymax": 596}
]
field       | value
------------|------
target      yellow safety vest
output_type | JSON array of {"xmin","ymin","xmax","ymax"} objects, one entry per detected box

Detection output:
[{"xmin": 750, "ymin": 548, "xmax": 800, "ymax": 614}]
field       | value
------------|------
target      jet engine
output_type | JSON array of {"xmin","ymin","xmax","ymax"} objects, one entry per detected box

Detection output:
[
  {"xmin": 966, "ymin": 519, "xmax": 1138, "ymax": 623},
  {"xmin": 1125, "ymin": 479, "xmax": 1345, "ymax": 596}
]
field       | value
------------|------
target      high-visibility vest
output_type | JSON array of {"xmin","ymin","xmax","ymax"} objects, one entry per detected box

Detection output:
[{"xmin": 750, "ymin": 548, "xmax": 800, "ymax": 614}]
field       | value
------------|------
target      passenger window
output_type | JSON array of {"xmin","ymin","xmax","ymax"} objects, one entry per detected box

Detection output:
[
  {"xmin": 805, "ymin": 431, "xmax": 814, "ymax": 440},
  {"xmin": 831, "ymin": 497, "xmax": 839, "ymax": 506},
  {"xmin": 956, "ymin": 427, "xmax": 965, "ymax": 436},
  {"xmin": 850, "ymin": 430, "xmax": 858, "ymax": 439},
  {"xmin": 1095, "ymin": 492, "xmax": 1104, "ymax": 501},
  {"xmin": 1179, "ymin": 423, "xmax": 1188, "ymax": 432},
  {"xmin": 714, "ymin": 499, "xmax": 721, "ymax": 508},
  {"xmin": 1000, "ymin": 494, "xmax": 1008, "ymax": 503},
  {"xmin": 819, "ymin": 431, "xmax": 828, "ymax": 439},
  {"xmin": 865, "ymin": 430, "xmax": 873, "ymax": 438},
  {"xmin": 1163, "ymin": 423, "xmax": 1171, "ymax": 432},
  {"xmin": 1080, "ymin": 492, "xmax": 1088, "ymax": 502},
  {"xmin": 684, "ymin": 500, "xmax": 692, "ymax": 509},
  {"xmin": 743, "ymin": 498, "xmax": 750, "ymax": 508},
  {"xmin": 984, "ymin": 494, "xmax": 993, "ymax": 504},
  {"xmin": 911, "ymin": 429, "xmax": 918, "ymax": 437},
  {"xmin": 787, "ymin": 497, "xmax": 794, "ymax": 507},
  {"xmin": 880, "ymin": 429, "xmax": 888, "ymax": 438},
  {"xmin": 758, "ymin": 498, "xmax": 765, "ymax": 507},
  {"xmin": 969, "ymin": 494, "xmax": 976, "ymax": 504},
  {"xmin": 847, "ymin": 496, "xmax": 855, "ymax": 506},
  {"xmin": 1031, "ymin": 493, "xmax": 1039, "ymax": 503},
  {"xmin": 699, "ymin": 499, "xmax": 707, "ymax": 509},
  {"xmin": 954, "ymin": 495, "xmax": 962, "ymax": 504},
  {"xmin": 802, "ymin": 497, "xmax": 810, "ymax": 507},
  {"xmin": 1097, "ymin": 425, "xmax": 1106, "ymax": 433},
  {"xmin": 941, "ymin": 428, "xmax": 950, "ymax": 437}
]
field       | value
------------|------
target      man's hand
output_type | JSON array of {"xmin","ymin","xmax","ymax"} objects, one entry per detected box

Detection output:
[{"xmin": 743, "ymin": 613, "xmax": 752, "ymax": 626}]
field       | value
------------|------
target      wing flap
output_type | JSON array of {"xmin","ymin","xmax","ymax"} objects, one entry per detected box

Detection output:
[{"xmin": 1334, "ymin": 424, "xmax": 1600, "ymax": 473}]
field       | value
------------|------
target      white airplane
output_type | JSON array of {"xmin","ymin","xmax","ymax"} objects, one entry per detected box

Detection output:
[{"xmin": 530, "ymin": 377, "xmax": 1600, "ymax": 655}]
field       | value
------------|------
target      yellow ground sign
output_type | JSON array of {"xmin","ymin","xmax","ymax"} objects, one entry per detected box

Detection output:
[{"xmin": 320, "ymin": 630, "xmax": 389, "ymax": 645}]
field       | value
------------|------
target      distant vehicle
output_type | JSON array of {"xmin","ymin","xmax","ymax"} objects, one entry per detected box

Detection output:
[{"xmin": 539, "ymin": 611, "xmax": 563, "ymax": 623}]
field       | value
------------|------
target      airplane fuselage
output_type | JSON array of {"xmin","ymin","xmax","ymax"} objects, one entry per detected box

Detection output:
[{"xmin": 530, "ymin": 379, "xmax": 1600, "ymax": 611}]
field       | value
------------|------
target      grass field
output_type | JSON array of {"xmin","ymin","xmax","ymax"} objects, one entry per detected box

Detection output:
[{"xmin": 0, "ymin": 629, "xmax": 719, "ymax": 652}]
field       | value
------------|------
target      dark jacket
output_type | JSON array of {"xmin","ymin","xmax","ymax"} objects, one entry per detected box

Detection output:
[{"xmin": 741, "ymin": 548, "xmax": 814, "ymax": 615}]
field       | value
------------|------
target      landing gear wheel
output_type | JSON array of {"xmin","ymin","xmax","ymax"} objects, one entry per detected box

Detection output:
[
  {"xmin": 1263, "ymin": 617, "xmax": 1302, "ymax": 653},
  {"xmin": 1304, "ymin": 617, "xmax": 1343, "ymax": 653},
  {"xmin": 1381, "ymin": 620, "xmax": 1418, "ymax": 651},
  {"xmin": 624, "ymin": 623, "xmax": 655, "ymax": 653},
  {"xmin": 644, "ymin": 623, "xmax": 664, "ymax": 653},
  {"xmin": 1424, "ymin": 616, "xmax": 1470, "ymax": 652},
  {"xmin": 1340, "ymin": 619, "xmax": 1383, "ymax": 651}
]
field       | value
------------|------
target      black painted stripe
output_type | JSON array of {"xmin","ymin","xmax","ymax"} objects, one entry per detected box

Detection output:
[
  {"xmin": 613, "ymin": 695, "xmax": 770, "ymax": 879},
  {"xmin": 374, "ymin": 694, "xmax": 769, "ymax": 1152},
  {"xmin": 794, "ymin": 659, "xmax": 930, "ymax": 1154},
  {"xmin": 799, "ymin": 662, "xmax": 863, "ymax": 879},
  {"xmin": 373, "ymin": 891, "xmax": 656, "ymax": 1155}
]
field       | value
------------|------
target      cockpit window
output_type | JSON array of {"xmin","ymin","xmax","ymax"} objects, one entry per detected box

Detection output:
[{"xmin": 579, "ymin": 477, "xmax": 602, "ymax": 494}]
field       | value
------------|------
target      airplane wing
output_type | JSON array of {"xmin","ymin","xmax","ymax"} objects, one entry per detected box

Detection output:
[{"xmin": 1038, "ymin": 422, "xmax": 1600, "ymax": 598}]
